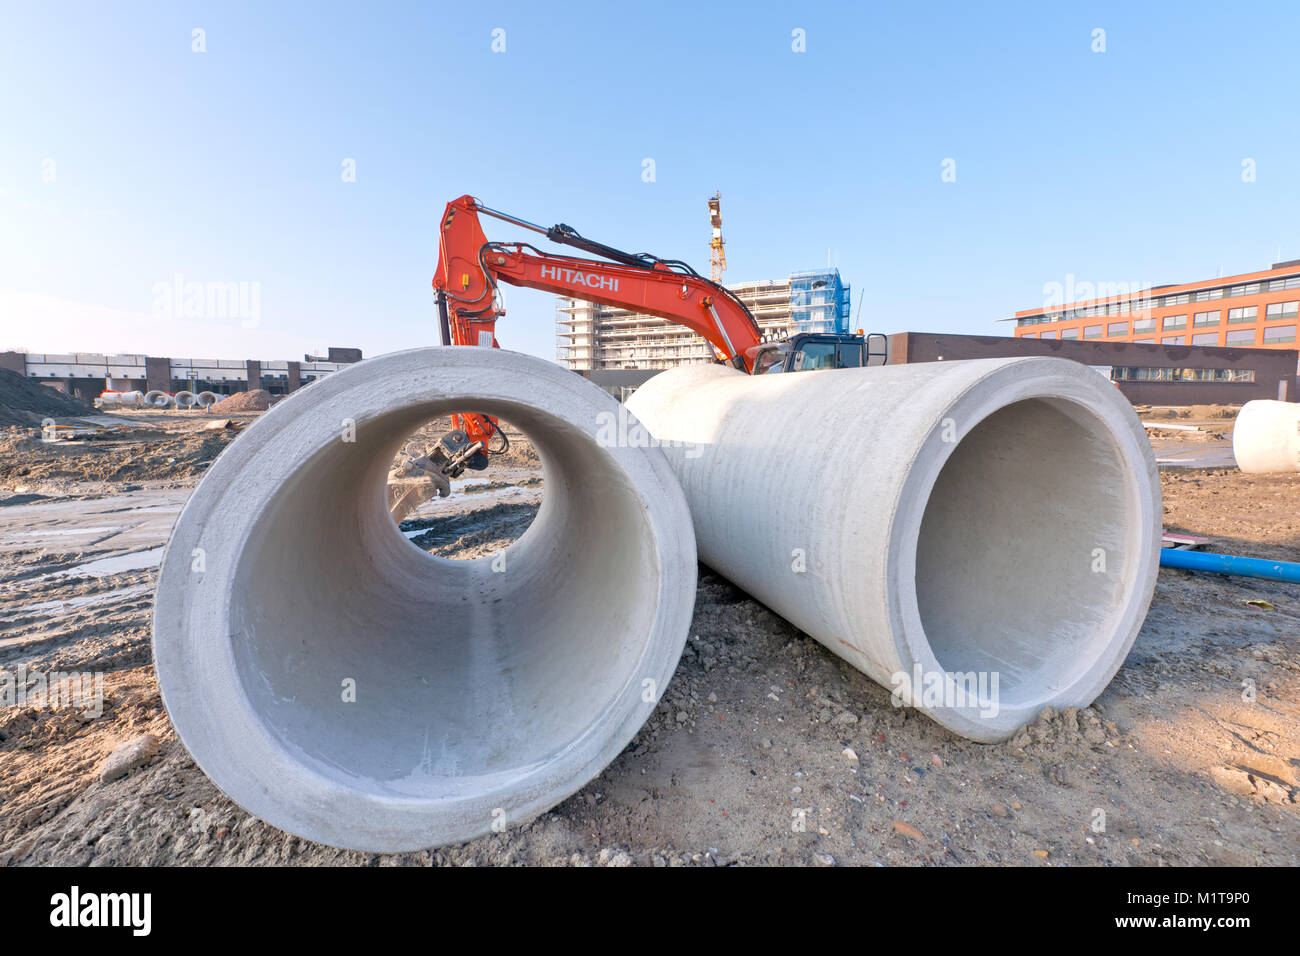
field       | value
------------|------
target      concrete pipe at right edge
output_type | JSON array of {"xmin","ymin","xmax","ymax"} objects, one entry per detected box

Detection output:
[
  {"xmin": 626, "ymin": 356, "xmax": 1162, "ymax": 742},
  {"xmin": 1232, "ymin": 400, "xmax": 1300, "ymax": 473}
]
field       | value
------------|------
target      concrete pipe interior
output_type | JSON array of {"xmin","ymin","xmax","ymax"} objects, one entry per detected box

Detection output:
[
  {"xmin": 230, "ymin": 400, "xmax": 657, "ymax": 784},
  {"xmin": 154, "ymin": 349, "xmax": 696, "ymax": 851},
  {"xmin": 912, "ymin": 397, "xmax": 1134, "ymax": 712}
]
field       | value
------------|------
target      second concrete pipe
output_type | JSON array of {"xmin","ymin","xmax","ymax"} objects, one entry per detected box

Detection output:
[{"xmin": 626, "ymin": 356, "xmax": 1161, "ymax": 742}]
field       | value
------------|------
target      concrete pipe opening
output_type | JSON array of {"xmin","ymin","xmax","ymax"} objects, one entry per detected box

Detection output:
[
  {"xmin": 153, "ymin": 348, "xmax": 696, "ymax": 852},
  {"xmin": 907, "ymin": 396, "xmax": 1146, "ymax": 729},
  {"xmin": 625, "ymin": 357, "xmax": 1160, "ymax": 743}
]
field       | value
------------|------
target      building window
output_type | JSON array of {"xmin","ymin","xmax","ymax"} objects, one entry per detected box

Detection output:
[
  {"xmin": 1060, "ymin": 327, "xmax": 1079, "ymax": 339},
  {"xmin": 1164, "ymin": 293, "xmax": 1190, "ymax": 306},
  {"xmin": 1110, "ymin": 366, "xmax": 1255, "ymax": 383},
  {"xmin": 1229, "ymin": 282, "xmax": 1260, "ymax": 297},
  {"xmin": 1268, "ymin": 277, "xmax": 1300, "ymax": 291},
  {"xmin": 1163, "ymin": 335, "xmax": 1185, "ymax": 345},
  {"xmin": 1163, "ymin": 314, "xmax": 1187, "ymax": 329},
  {"xmin": 1263, "ymin": 324, "xmax": 1297, "ymax": 344},
  {"xmin": 1042, "ymin": 330, "xmax": 1058, "ymax": 339},
  {"xmin": 1193, "ymin": 310, "xmax": 1220, "ymax": 327},
  {"xmin": 1226, "ymin": 329, "xmax": 1257, "ymax": 346},
  {"xmin": 1265, "ymin": 300, "xmax": 1299, "ymax": 319},
  {"xmin": 1191, "ymin": 332, "xmax": 1219, "ymax": 345},
  {"xmin": 1083, "ymin": 324, "xmax": 1103, "ymax": 339},
  {"xmin": 1228, "ymin": 306, "xmax": 1257, "ymax": 323},
  {"xmin": 1133, "ymin": 337, "xmax": 1154, "ymax": 344},
  {"xmin": 1133, "ymin": 316, "xmax": 1156, "ymax": 333},
  {"xmin": 1107, "ymin": 321, "xmax": 1128, "ymax": 337},
  {"xmin": 1194, "ymin": 288, "xmax": 1223, "ymax": 301}
]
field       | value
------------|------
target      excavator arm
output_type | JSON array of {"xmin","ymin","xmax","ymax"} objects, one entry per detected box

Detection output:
[
  {"xmin": 435, "ymin": 194, "xmax": 762, "ymax": 365},
  {"xmin": 425, "ymin": 194, "xmax": 764, "ymax": 482}
]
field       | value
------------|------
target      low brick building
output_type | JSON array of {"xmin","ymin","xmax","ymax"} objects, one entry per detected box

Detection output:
[{"xmin": 0, "ymin": 349, "xmax": 363, "ymax": 402}]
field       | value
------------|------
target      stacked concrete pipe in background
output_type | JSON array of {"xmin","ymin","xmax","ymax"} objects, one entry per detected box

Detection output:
[
  {"xmin": 97, "ymin": 390, "xmax": 143, "ymax": 408},
  {"xmin": 626, "ymin": 357, "xmax": 1162, "ymax": 742},
  {"xmin": 1232, "ymin": 399, "xmax": 1300, "ymax": 473},
  {"xmin": 152, "ymin": 348, "xmax": 697, "ymax": 852}
]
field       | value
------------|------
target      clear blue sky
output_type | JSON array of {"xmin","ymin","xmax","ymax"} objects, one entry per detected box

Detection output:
[{"xmin": 2, "ymin": 1, "xmax": 1297, "ymax": 362}]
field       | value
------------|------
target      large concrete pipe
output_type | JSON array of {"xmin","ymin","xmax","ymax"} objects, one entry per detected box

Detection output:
[
  {"xmin": 626, "ymin": 357, "xmax": 1161, "ymax": 742},
  {"xmin": 95, "ymin": 389, "xmax": 143, "ymax": 408},
  {"xmin": 153, "ymin": 348, "xmax": 697, "ymax": 852},
  {"xmin": 1233, "ymin": 399, "xmax": 1300, "ymax": 473}
]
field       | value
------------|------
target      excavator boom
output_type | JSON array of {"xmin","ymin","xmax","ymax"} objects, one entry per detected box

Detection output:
[{"xmin": 434, "ymin": 194, "xmax": 763, "ymax": 369}]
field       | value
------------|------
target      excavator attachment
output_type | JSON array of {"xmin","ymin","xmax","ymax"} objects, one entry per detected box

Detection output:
[
  {"xmin": 387, "ymin": 427, "xmax": 498, "ymax": 521},
  {"xmin": 428, "ymin": 427, "xmax": 488, "ymax": 478},
  {"xmin": 386, "ymin": 450, "xmax": 452, "ymax": 521}
]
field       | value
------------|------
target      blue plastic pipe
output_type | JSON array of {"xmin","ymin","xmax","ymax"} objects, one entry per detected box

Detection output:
[{"xmin": 1160, "ymin": 548, "xmax": 1300, "ymax": 583}]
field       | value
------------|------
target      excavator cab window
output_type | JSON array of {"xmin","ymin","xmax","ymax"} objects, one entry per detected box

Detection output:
[
  {"xmin": 835, "ymin": 341, "xmax": 864, "ymax": 368},
  {"xmin": 792, "ymin": 341, "xmax": 837, "ymax": 371},
  {"xmin": 754, "ymin": 345, "xmax": 789, "ymax": 374}
]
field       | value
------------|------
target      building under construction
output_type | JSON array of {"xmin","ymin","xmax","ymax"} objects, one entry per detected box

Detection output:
[{"xmin": 555, "ymin": 268, "xmax": 852, "ymax": 371}]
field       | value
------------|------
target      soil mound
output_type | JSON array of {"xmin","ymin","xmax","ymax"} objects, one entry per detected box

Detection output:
[
  {"xmin": 210, "ymin": 389, "xmax": 272, "ymax": 414},
  {"xmin": 0, "ymin": 368, "xmax": 95, "ymax": 426}
]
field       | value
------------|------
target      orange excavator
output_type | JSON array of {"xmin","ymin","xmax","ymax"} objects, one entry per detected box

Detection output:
[{"xmin": 422, "ymin": 194, "xmax": 884, "ymax": 489}]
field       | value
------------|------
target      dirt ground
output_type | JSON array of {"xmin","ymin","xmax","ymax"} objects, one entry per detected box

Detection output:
[{"xmin": 1, "ymin": 405, "xmax": 1296, "ymax": 867}]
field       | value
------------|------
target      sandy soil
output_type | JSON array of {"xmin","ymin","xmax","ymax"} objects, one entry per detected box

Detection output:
[
  {"xmin": 1, "ymin": 410, "xmax": 1296, "ymax": 867},
  {"xmin": 0, "ymin": 409, "xmax": 246, "ymax": 492}
]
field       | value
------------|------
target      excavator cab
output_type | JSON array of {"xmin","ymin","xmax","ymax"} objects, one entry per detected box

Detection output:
[{"xmin": 749, "ymin": 332, "xmax": 888, "ymax": 375}]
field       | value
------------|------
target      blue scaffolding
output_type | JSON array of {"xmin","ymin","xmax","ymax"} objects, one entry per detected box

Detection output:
[{"xmin": 789, "ymin": 269, "xmax": 851, "ymax": 335}]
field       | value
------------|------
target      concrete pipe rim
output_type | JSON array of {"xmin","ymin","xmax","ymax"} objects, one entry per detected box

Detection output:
[
  {"xmin": 152, "ymin": 348, "xmax": 697, "ymax": 852},
  {"xmin": 888, "ymin": 358, "xmax": 1161, "ymax": 742}
]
